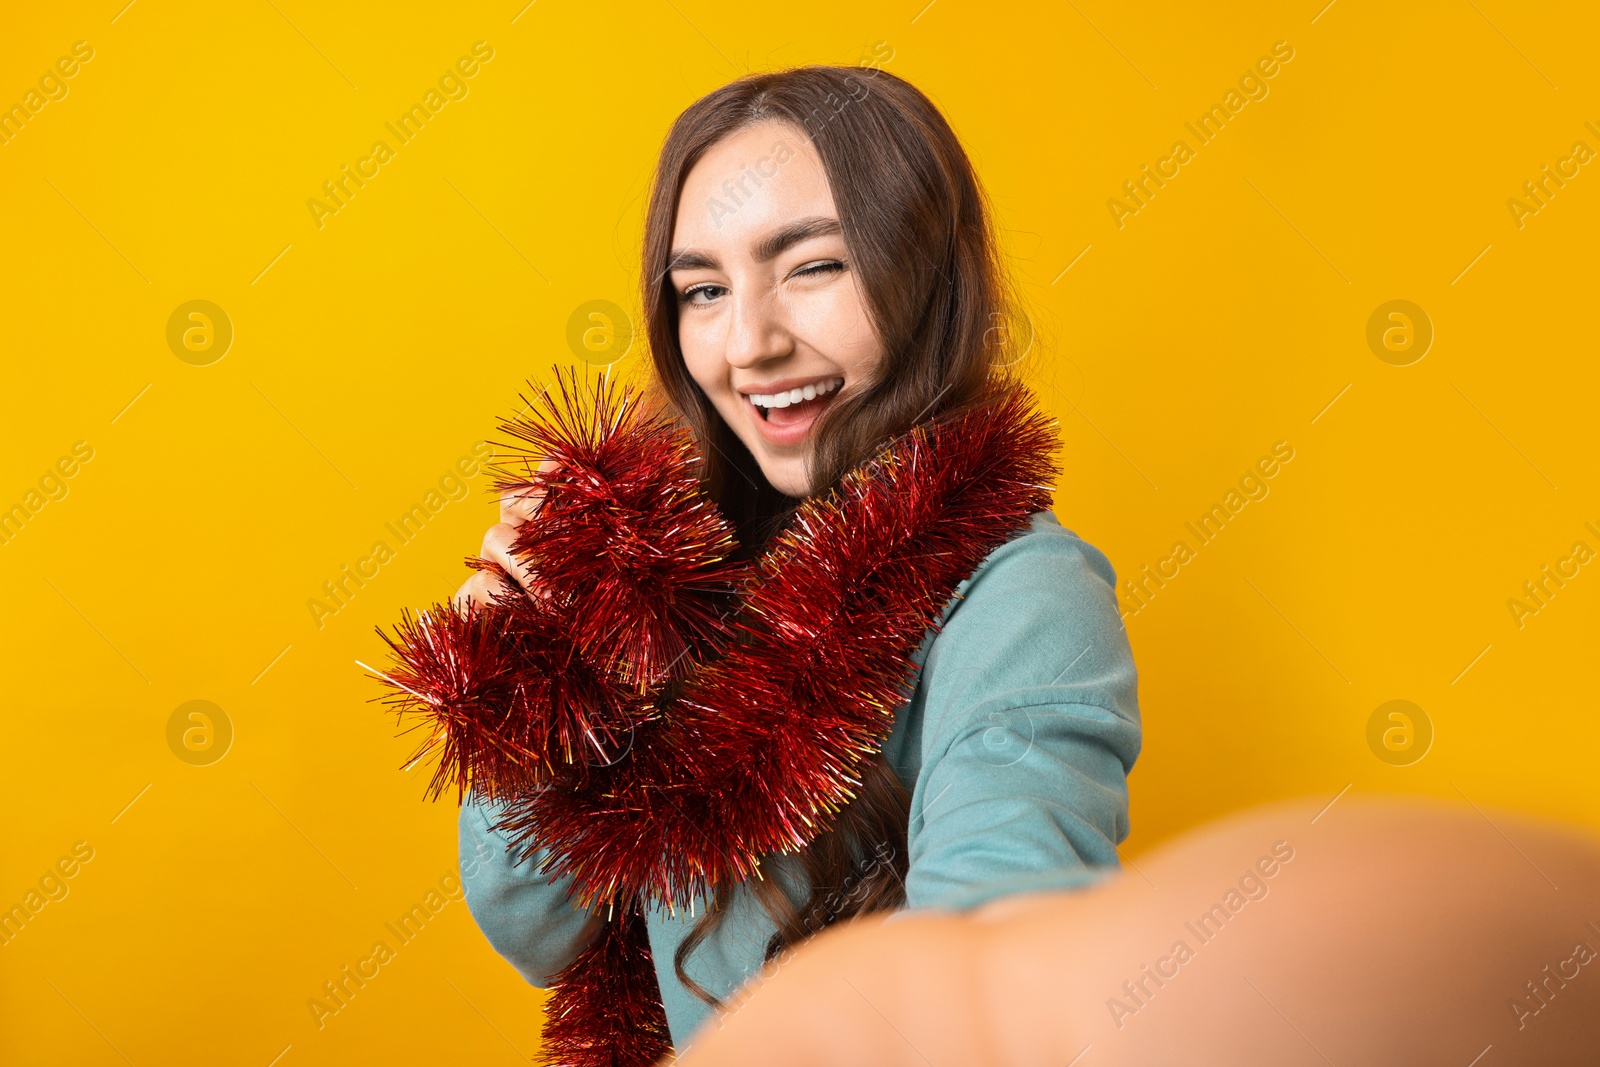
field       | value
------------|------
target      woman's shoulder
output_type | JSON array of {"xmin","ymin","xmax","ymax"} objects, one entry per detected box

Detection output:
[
  {"xmin": 910, "ymin": 508, "xmax": 1137, "ymax": 732},
  {"xmin": 938, "ymin": 510, "xmax": 1120, "ymax": 628}
]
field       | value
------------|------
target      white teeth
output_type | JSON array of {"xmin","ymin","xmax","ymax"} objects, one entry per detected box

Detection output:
[{"xmin": 747, "ymin": 376, "xmax": 843, "ymax": 408}]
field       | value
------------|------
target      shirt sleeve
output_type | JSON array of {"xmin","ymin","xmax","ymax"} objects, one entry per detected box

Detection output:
[
  {"xmin": 458, "ymin": 796, "xmax": 603, "ymax": 988},
  {"xmin": 903, "ymin": 513, "xmax": 1142, "ymax": 912}
]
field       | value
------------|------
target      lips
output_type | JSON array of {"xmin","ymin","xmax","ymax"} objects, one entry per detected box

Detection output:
[
  {"xmin": 743, "ymin": 376, "xmax": 844, "ymax": 412},
  {"xmin": 742, "ymin": 377, "xmax": 844, "ymax": 448}
]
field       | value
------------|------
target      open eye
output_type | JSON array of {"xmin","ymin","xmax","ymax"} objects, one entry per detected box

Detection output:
[{"xmin": 680, "ymin": 283, "xmax": 727, "ymax": 306}]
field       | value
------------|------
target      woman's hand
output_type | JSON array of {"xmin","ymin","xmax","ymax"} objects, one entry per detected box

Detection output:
[{"xmin": 453, "ymin": 459, "xmax": 557, "ymax": 608}]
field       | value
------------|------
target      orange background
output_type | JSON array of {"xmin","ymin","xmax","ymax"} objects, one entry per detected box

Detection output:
[{"xmin": 2, "ymin": 1, "xmax": 1596, "ymax": 1062}]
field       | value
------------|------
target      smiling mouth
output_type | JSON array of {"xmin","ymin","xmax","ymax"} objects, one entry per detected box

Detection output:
[{"xmin": 746, "ymin": 376, "xmax": 845, "ymax": 425}]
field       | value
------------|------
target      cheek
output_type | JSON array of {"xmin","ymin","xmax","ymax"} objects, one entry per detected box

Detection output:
[
  {"xmin": 789, "ymin": 283, "xmax": 881, "ymax": 373},
  {"xmin": 678, "ymin": 321, "xmax": 748, "ymax": 428},
  {"xmin": 678, "ymin": 318, "xmax": 723, "ymax": 390}
]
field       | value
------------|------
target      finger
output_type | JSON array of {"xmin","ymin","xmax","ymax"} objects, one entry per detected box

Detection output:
[
  {"xmin": 452, "ymin": 572, "xmax": 483, "ymax": 608},
  {"xmin": 452, "ymin": 571, "xmax": 486, "ymax": 608},
  {"xmin": 481, "ymin": 522, "xmax": 540, "ymax": 594},
  {"xmin": 499, "ymin": 459, "xmax": 559, "ymax": 525},
  {"xmin": 453, "ymin": 569, "xmax": 514, "ymax": 609},
  {"xmin": 500, "ymin": 487, "xmax": 543, "ymax": 526}
]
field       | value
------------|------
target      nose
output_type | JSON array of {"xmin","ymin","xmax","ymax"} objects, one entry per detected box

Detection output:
[{"xmin": 722, "ymin": 286, "xmax": 794, "ymax": 370}]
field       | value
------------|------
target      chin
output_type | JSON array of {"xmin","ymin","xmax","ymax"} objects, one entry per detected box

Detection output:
[
  {"xmin": 759, "ymin": 463, "xmax": 811, "ymax": 499},
  {"xmin": 743, "ymin": 446, "xmax": 809, "ymax": 497}
]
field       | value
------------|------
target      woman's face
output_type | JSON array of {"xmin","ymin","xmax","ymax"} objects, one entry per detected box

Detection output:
[{"xmin": 670, "ymin": 121, "xmax": 885, "ymax": 498}]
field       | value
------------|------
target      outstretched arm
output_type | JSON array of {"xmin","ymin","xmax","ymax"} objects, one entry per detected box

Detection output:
[{"xmin": 677, "ymin": 795, "xmax": 1600, "ymax": 1066}]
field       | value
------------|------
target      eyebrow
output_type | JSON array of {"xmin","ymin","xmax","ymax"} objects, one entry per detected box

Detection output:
[{"xmin": 667, "ymin": 215, "xmax": 843, "ymax": 273}]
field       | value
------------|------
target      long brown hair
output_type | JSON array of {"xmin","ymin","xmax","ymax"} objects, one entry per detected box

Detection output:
[{"xmin": 638, "ymin": 64, "xmax": 1030, "ymax": 1009}]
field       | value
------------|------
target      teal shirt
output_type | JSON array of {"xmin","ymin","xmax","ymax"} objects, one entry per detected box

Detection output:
[{"xmin": 457, "ymin": 510, "xmax": 1141, "ymax": 1049}]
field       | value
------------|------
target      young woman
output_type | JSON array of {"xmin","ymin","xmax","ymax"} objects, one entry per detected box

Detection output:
[{"xmin": 453, "ymin": 65, "xmax": 1141, "ymax": 1051}]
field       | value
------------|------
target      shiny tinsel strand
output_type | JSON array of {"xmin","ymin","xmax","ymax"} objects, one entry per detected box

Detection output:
[{"xmin": 372, "ymin": 368, "xmax": 1060, "ymax": 1063}]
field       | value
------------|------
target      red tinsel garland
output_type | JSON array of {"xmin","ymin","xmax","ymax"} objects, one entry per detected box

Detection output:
[{"xmin": 372, "ymin": 366, "xmax": 1060, "ymax": 1066}]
